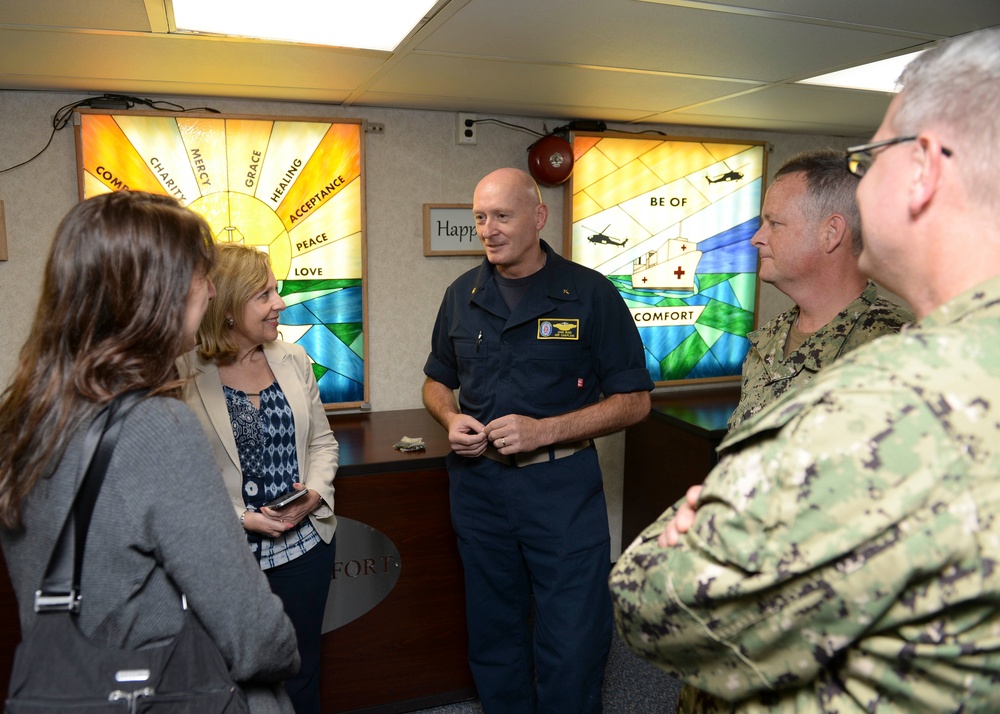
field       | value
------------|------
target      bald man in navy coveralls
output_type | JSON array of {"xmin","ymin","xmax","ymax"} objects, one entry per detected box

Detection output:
[{"xmin": 423, "ymin": 168, "xmax": 653, "ymax": 713}]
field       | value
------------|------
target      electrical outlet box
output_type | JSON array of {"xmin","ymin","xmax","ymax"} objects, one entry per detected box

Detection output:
[
  {"xmin": 457, "ymin": 113, "xmax": 477, "ymax": 145},
  {"xmin": 366, "ymin": 122, "xmax": 385, "ymax": 135}
]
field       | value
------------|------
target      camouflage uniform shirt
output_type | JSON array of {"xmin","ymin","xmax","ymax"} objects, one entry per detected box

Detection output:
[
  {"xmin": 729, "ymin": 281, "xmax": 913, "ymax": 430},
  {"xmin": 610, "ymin": 274, "xmax": 1000, "ymax": 713}
]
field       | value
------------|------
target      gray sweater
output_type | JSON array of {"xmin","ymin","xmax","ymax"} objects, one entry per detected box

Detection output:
[{"xmin": 1, "ymin": 397, "xmax": 298, "ymax": 713}]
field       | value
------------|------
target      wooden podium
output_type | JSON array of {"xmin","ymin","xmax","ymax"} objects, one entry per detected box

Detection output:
[
  {"xmin": 621, "ymin": 388, "xmax": 739, "ymax": 546},
  {"xmin": 320, "ymin": 408, "xmax": 475, "ymax": 712}
]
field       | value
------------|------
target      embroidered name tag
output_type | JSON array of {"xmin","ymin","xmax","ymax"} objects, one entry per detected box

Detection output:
[{"xmin": 537, "ymin": 319, "xmax": 579, "ymax": 340}]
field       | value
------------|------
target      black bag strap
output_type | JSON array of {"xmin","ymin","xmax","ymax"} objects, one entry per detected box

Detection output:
[{"xmin": 34, "ymin": 391, "xmax": 147, "ymax": 613}]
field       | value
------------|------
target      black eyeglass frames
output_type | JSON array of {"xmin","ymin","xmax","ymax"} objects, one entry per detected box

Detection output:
[{"xmin": 845, "ymin": 136, "xmax": 953, "ymax": 177}]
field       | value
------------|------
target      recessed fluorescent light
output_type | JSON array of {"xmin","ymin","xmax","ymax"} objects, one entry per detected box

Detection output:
[
  {"xmin": 171, "ymin": 0, "xmax": 439, "ymax": 52},
  {"xmin": 798, "ymin": 51, "xmax": 924, "ymax": 93}
]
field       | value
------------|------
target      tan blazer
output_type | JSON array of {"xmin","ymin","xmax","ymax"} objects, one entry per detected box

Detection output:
[{"xmin": 178, "ymin": 340, "xmax": 338, "ymax": 543}]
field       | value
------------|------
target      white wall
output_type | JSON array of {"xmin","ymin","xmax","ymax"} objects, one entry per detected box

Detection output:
[{"xmin": 0, "ymin": 89, "xmax": 857, "ymax": 554}]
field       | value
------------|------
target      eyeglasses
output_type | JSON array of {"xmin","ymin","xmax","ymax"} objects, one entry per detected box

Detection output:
[{"xmin": 845, "ymin": 136, "xmax": 953, "ymax": 177}]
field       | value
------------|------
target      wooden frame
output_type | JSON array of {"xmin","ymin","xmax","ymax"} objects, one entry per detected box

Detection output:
[
  {"xmin": 0, "ymin": 201, "xmax": 7, "ymax": 261},
  {"xmin": 73, "ymin": 109, "xmax": 368, "ymax": 409},
  {"xmin": 423, "ymin": 203, "xmax": 482, "ymax": 256},
  {"xmin": 564, "ymin": 131, "xmax": 766, "ymax": 388}
]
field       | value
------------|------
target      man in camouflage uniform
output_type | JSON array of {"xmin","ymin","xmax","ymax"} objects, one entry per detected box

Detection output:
[
  {"xmin": 729, "ymin": 149, "xmax": 912, "ymax": 430},
  {"xmin": 610, "ymin": 28, "xmax": 1000, "ymax": 713},
  {"xmin": 688, "ymin": 150, "xmax": 912, "ymax": 712}
]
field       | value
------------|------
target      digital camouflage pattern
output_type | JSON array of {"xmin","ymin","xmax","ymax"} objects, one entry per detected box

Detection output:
[
  {"xmin": 610, "ymin": 274, "xmax": 1000, "ymax": 713},
  {"xmin": 729, "ymin": 281, "xmax": 913, "ymax": 430}
]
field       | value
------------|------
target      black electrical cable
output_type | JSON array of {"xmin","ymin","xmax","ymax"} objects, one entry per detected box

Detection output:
[
  {"xmin": 610, "ymin": 128, "xmax": 667, "ymax": 136},
  {"xmin": 0, "ymin": 93, "xmax": 220, "ymax": 175},
  {"xmin": 469, "ymin": 118, "xmax": 547, "ymax": 138},
  {"xmin": 468, "ymin": 116, "xmax": 639, "ymax": 140}
]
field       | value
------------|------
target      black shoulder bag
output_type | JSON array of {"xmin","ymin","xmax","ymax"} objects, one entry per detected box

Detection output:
[{"xmin": 4, "ymin": 392, "xmax": 249, "ymax": 713}]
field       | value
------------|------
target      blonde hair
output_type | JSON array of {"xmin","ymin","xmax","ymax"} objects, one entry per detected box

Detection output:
[{"xmin": 197, "ymin": 243, "xmax": 273, "ymax": 363}]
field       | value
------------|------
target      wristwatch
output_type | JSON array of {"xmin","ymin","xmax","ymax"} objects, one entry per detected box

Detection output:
[{"xmin": 239, "ymin": 510, "xmax": 247, "ymax": 528}]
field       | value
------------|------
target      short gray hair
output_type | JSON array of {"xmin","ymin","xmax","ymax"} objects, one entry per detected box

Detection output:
[{"xmin": 894, "ymin": 28, "xmax": 1000, "ymax": 208}]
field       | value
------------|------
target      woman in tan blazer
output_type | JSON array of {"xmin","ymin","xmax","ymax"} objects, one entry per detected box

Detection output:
[{"xmin": 178, "ymin": 243, "xmax": 338, "ymax": 714}]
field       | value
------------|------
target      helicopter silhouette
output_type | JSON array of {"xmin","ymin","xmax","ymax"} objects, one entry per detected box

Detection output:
[
  {"xmin": 706, "ymin": 163, "xmax": 749, "ymax": 184},
  {"xmin": 585, "ymin": 225, "xmax": 627, "ymax": 246}
]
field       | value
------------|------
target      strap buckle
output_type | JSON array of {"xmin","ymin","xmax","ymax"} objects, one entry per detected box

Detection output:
[{"xmin": 33, "ymin": 589, "xmax": 81, "ymax": 613}]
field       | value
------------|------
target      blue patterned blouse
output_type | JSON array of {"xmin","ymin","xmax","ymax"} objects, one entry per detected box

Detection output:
[{"xmin": 224, "ymin": 380, "xmax": 320, "ymax": 570}]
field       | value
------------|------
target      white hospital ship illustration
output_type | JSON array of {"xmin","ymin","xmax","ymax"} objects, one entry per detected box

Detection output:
[{"xmin": 631, "ymin": 237, "xmax": 702, "ymax": 292}]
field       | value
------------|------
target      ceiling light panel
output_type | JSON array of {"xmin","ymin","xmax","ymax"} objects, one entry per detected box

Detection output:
[
  {"xmin": 171, "ymin": 0, "xmax": 438, "ymax": 51},
  {"xmin": 797, "ymin": 51, "xmax": 924, "ymax": 93}
]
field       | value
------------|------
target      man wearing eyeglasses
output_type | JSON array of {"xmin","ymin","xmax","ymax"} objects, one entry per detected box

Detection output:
[
  {"xmin": 611, "ymin": 27, "xmax": 1000, "ymax": 712},
  {"xmin": 727, "ymin": 148, "xmax": 913, "ymax": 431}
]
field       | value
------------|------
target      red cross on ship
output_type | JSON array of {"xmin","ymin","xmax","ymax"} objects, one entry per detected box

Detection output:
[{"xmin": 630, "ymin": 237, "xmax": 702, "ymax": 292}]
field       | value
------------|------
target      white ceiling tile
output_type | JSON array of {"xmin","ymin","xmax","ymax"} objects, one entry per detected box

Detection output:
[
  {"xmin": 416, "ymin": 0, "xmax": 927, "ymax": 81},
  {"xmin": 0, "ymin": 0, "xmax": 996, "ymax": 135},
  {"xmin": 645, "ymin": 0, "xmax": 1000, "ymax": 37}
]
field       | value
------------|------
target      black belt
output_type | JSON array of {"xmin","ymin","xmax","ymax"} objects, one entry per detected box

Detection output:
[{"xmin": 482, "ymin": 439, "xmax": 593, "ymax": 468}]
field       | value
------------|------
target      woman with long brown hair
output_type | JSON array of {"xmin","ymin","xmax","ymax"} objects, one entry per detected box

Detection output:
[{"xmin": 0, "ymin": 191, "xmax": 299, "ymax": 713}]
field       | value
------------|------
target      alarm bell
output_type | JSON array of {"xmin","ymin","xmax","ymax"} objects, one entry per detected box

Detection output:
[{"xmin": 527, "ymin": 134, "xmax": 574, "ymax": 186}]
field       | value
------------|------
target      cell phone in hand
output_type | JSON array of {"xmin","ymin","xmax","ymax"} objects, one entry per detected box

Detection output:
[{"xmin": 261, "ymin": 489, "xmax": 307, "ymax": 510}]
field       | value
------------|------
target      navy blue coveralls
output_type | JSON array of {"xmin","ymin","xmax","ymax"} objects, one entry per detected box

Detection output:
[{"xmin": 424, "ymin": 241, "xmax": 653, "ymax": 713}]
